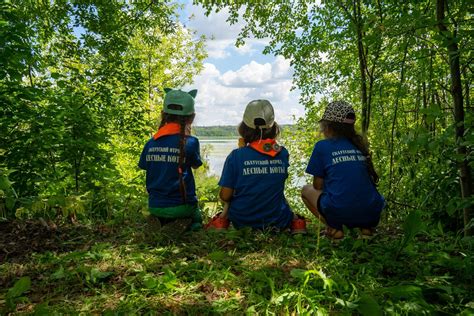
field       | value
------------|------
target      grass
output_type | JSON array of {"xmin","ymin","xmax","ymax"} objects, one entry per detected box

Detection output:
[{"xmin": 1, "ymin": 217, "xmax": 473, "ymax": 315}]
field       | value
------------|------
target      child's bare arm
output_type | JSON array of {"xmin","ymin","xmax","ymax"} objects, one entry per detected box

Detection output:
[
  {"xmin": 313, "ymin": 177, "xmax": 324, "ymax": 190},
  {"xmin": 218, "ymin": 139, "xmax": 243, "ymax": 220},
  {"xmin": 219, "ymin": 187, "xmax": 233, "ymax": 219},
  {"xmin": 220, "ymin": 202, "xmax": 229, "ymax": 219}
]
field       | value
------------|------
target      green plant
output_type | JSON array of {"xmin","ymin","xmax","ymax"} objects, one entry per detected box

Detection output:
[
  {"xmin": 0, "ymin": 167, "xmax": 17, "ymax": 219},
  {"xmin": 4, "ymin": 276, "xmax": 31, "ymax": 312}
]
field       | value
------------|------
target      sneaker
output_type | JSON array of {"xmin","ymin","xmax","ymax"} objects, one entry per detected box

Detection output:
[
  {"xmin": 205, "ymin": 213, "xmax": 230, "ymax": 230},
  {"xmin": 291, "ymin": 216, "xmax": 307, "ymax": 234}
]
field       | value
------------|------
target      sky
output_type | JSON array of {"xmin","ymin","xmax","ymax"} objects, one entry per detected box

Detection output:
[{"xmin": 179, "ymin": 2, "xmax": 304, "ymax": 126}]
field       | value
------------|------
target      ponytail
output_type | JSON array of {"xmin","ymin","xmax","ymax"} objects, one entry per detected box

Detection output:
[
  {"xmin": 158, "ymin": 110, "xmax": 195, "ymax": 203},
  {"xmin": 347, "ymin": 133, "xmax": 379, "ymax": 185},
  {"xmin": 322, "ymin": 120, "xmax": 379, "ymax": 185},
  {"xmin": 177, "ymin": 115, "xmax": 187, "ymax": 203}
]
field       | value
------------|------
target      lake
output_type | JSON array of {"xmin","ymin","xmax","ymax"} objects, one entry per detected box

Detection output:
[{"xmin": 199, "ymin": 138, "xmax": 238, "ymax": 176}]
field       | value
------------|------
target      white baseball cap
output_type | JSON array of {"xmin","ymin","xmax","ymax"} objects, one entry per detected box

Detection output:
[{"xmin": 242, "ymin": 99, "xmax": 275, "ymax": 129}]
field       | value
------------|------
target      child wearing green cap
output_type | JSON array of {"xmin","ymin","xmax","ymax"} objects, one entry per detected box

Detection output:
[{"xmin": 138, "ymin": 88, "xmax": 203, "ymax": 232}]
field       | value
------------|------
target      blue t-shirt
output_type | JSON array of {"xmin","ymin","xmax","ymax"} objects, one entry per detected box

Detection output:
[
  {"xmin": 138, "ymin": 134, "xmax": 202, "ymax": 208},
  {"xmin": 218, "ymin": 146, "xmax": 293, "ymax": 229},
  {"xmin": 305, "ymin": 138, "xmax": 384, "ymax": 228}
]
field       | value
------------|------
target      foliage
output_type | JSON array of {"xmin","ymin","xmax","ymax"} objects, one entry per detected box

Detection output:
[
  {"xmin": 0, "ymin": 1, "xmax": 206, "ymax": 220},
  {"xmin": 0, "ymin": 220, "xmax": 473, "ymax": 314},
  {"xmin": 197, "ymin": 0, "xmax": 474, "ymax": 232},
  {"xmin": 0, "ymin": 166, "xmax": 18, "ymax": 219},
  {"xmin": 4, "ymin": 276, "xmax": 31, "ymax": 312}
]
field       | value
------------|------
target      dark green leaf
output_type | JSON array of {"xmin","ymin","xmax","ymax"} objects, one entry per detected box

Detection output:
[
  {"xmin": 7, "ymin": 277, "xmax": 31, "ymax": 299},
  {"xmin": 357, "ymin": 294, "xmax": 382, "ymax": 316}
]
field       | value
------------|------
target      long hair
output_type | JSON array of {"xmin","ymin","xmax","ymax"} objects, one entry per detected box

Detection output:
[
  {"xmin": 320, "ymin": 120, "xmax": 379, "ymax": 185},
  {"xmin": 238, "ymin": 121, "xmax": 280, "ymax": 144},
  {"xmin": 159, "ymin": 110, "xmax": 195, "ymax": 203}
]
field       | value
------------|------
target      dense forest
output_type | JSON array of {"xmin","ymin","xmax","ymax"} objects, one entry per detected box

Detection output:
[{"xmin": 1, "ymin": 1, "xmax": 473, "ymax": 314}]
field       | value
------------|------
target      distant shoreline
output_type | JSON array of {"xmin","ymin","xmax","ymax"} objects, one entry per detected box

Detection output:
[
  {"xmin": 193, "ymin": 124, "xmax": 294, "ymax": 137},
  {"xmin": 198, "ymin": 136, "xmax": 238, "ymax": 140}
]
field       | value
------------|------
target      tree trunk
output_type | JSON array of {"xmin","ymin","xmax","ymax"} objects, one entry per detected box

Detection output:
[
  {"xmin": 422, "ymin": 81, "xmax": 428, "ymax": 128},
  {"xmin": 388, "ymin": 40, "xmax": 409, "ymax": 199},
  {"xmin": 354, "ymin": 0, "xmax": 369, "ymax": 134},
  {"xmin": 437, "ymin": 0, "xmax": 473, "ymax": 236}
]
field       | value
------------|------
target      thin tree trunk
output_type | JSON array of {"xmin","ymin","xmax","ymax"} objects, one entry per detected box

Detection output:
[
  {"xmin": 437, "ymin": 0, "xmax": 473, "ymax": 236},
  {"xmin": 431, "ymin": 92, "xmax": 437, "ymax": 133},
  {"xmin": 415, "ymin": 83, "xmax": 421, "ymax": 127},
  {"xmin": 388, "ymin": 40, "xmax": 410, "ymax": 199},
  {"xmin": 422, "ymin": 81, "xmax": 428, "ymax": 128},
  {"xmin": 354, "ymin": 0, "xmax": 369, "ymax": 134},
  {"xmin": 148, "ymin": 53, "xmax": 152, "ymax": 101},
  {"xmin": 464, "ymin": 71, "xmax": 470, "ymax": 110},
  {"xmin": 74, "ymin": 157, "xmax": 79, "ymax": 193}
]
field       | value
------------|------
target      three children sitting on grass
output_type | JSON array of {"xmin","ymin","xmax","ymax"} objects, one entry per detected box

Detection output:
[{"xmin": 139, "ymin": 88, "xmax": 384, "ymax": 239}]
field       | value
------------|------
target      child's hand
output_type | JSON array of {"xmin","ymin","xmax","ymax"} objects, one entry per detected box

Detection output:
[{"xmin": 238, "ymin": 137, "xmax": 245, "ymax": 148}]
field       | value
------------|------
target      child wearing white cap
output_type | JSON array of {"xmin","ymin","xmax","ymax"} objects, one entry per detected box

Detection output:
[
  {"xmin": 206, "ymin": 100, "xmax": 306, "ymax": 233},
  {"xmin": 301, "ymin": 101, "xmax": 385, "ymax": 239}
]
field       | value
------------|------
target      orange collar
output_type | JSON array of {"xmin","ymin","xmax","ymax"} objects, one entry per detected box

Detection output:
[
  {"xmin": 153, "ymin": 123, "xmax": 182, "ymax": 140},
  {"xmin": 249, "ymin": 139, "xmax": 282, "ymax": 157}
]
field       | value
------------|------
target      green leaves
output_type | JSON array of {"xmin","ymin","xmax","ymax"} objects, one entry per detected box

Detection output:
[
  {"xmin": 7, "ymin": 276, "xmax": 31, "ymax": 299},
  {"xmin": 0, "ymin": 169, "xmax": 14, "ymax": 191},
  {"xmin": 141, "ymin": 270, "xmax": 178, "ymax": 293},
  {"xmin": 1, "ymin": 0, "xmax": 205, "ymax": 220},
  {"xmin": 88, "ymin": 268, "xmax": 113, "ymax": 284},
  {"xmin": 0, "ymin": 167, "xmax": 17, "ymax": 215},
  {"xmin": 51, "ymin": 266, "xmax": 66, "ymax": 280},
  {"xmin": 5, "ymin": 276, "xmax": 31, "ymax": 311},
  {"xmin": 78, "ymin": 266, "xmax": 114, "ymax": 286},
  {"xmin": 208, "ymin": 250, "xmax": 227, "ymax": 261},
  {"xmin": 289, "ymin": 268, "xmax": 306, "ymax": 279},
  {"xmin": 400, "ymin": 210, "xmax": 425, "ymax": 251},
  {"xmin": 357, "ymin": 294, "xmax": 382, "ymax": 316},
  {"xmin": 384, "ymin": 285, "xmax": 423, "ymax": 300}
]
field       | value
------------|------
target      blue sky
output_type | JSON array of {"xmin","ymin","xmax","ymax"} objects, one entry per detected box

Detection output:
[{"xmin": 178, "ymin": 2, "xmax": 304, "ymax": 126}]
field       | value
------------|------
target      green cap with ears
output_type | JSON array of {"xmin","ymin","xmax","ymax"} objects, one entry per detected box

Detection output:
[{"xmin": 163, "ymin": 88, "xmax": 197, "ymax": 116}]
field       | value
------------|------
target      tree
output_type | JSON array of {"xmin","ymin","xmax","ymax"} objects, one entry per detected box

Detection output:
[
  {"xmin": 0, "ymin": 1, "xmax": 206, "ymax": 219},
  {"xmin": 196, "ymin": 0, "xmax": 473, "ymax": 233},
  {"xmin": 436, "ymin": 0, "xmax": 473, "ymax": 235}
]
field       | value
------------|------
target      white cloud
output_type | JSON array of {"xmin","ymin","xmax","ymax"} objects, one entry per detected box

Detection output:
[
  {"xmin": 219, "ymin": 57, "xmax": 294, "ymax": 88},
  {"xmin": 178, "ymin": 3, "xmax": 304, "ymax": 126},
  {"xmin": 272, "ymin": 56, "xmax": 292, "ymax": 79},
  {"xmin": 184, "ymin": 3, "xmax": 268, "ymax": 59},
  {"xmin": 184, "ymin": 59, "xmax": 303, "ymax": 126},
  {"xmin": 205, "ymin": 40, "xmax": 233, "ymax": 59},
  {"xmin": 221, "ymin": 61, "xmax": 272, "ymax": 87},
  {"xmin": 233, "ymin": 42, "xmax": 255, "ymax": 55}
]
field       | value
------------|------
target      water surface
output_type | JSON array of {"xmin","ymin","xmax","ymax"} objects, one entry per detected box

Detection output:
[{"xmin": 199, "ymin": 138, "xmax": 238, "ymax": 176}]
